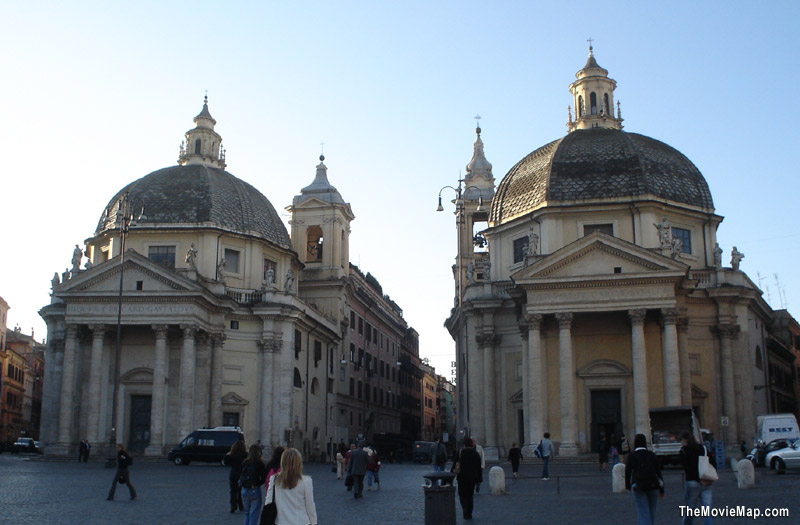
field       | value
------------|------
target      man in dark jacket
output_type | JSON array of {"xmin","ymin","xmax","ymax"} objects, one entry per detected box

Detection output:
[
  {"xmin": 455, "ymin": 437, "xmax": 482, "ymax": 520},
  {"xmin": 107, "ymin": 443, "xmax": 137, "ymax": 501},
  {"xmin": 625, "ymin": 433, "xmax": 664, "ymax": 525},
  {"xmin": 347, "ymin": 441, "xmax": 369, "ymax": 498}
]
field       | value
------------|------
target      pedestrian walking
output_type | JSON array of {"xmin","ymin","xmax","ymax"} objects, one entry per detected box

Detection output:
[
  {"xmin": 508, "ymin": 443, "xmax": 522, "ymax": 478},
  {"xmin": 625, "ymin": 433, "xmax": 664, "ymax": 525},
  {"xmin": 365, "ymin": 446, "xmax": 381, "ymax": 491},
  {"xmin": 265, "ymin": 447, "xmax": 318, "ymax": 525},
  {"xmin": 239, "ymin": 444, "xmax": 267, "ymax": 525},
  {"xmin": 78, "ymin": 439, "xmax": 91, "ymax": 462},
  {"xmin": 540, "ymin": 432, "xmax": 554, "ymax": 480},
  {"xmin": 472, "ymin": 439, "xmax": 485, "ymax": 493},
  {"xmin": 455, "ymin": 437, "xmax": 482, "ymax": 520},
  {"xmin": 598, "ymin": 432, "xmax": 609, "ymax": 472},
  {"xmin": 346, "ymin": 441, "xmax": 369, "ymax": 498},
  {"xmin": 335, "ymin": 449, "xmax": 345, "ymax": 480},
  {"xmin": 680, "ymin": 432, "xmax": 713, "ymax": 525},
  {"xmin": 265, "ymin": 446, "xmax": 285, "ymax": 481},
  {"xmin": 106, "ymin": 443, "xmax": 137, "ymax": 501},
  {"xmin": 223, "ymin": 440, "xmax": 247, "ymax": 513}
]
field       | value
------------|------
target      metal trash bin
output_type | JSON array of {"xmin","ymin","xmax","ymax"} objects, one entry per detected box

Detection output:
[{"xmin": 423, "ymin": 472, "xmax": 456, "ymax": 525}]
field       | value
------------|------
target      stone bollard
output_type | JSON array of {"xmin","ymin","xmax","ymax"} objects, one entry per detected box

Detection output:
[
  {"xmin": 737, "ymin": 459, "xmax": 755, "ymax": 488},
  {"xmin": 612, "ymin": 463, "xmax": 626, "ymax": 493},
  {"xmin": 488, "ymin": 466, "xmax": 505, "ymax": 495}
]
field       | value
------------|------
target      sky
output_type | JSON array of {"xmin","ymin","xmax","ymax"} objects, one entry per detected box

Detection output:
[{"xmin": 2, "ymin": 1, "xmax": 799, "ymax": 382}]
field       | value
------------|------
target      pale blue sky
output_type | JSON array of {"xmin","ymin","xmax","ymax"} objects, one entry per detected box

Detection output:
[{"xmin": 2, "ymin": 1, "xmax": 798, "ymax": 378}]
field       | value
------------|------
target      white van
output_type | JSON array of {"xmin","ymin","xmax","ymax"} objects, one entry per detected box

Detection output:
[{"xmin": 755, "ymin": 414, "xmax": 800, "ymax": 445}]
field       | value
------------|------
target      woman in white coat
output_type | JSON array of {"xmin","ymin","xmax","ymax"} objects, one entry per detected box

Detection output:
[{"xmin": 265, "ymin": 448, "xmax": 318, "ymax": 525}]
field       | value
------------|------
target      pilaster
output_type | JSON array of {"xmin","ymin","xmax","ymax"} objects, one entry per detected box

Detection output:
[{"xmin": 146, "ymin": 324, "xmax": 169, "ymax": 456}]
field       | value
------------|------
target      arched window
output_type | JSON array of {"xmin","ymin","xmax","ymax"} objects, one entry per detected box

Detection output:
[
  {"xmin": 305, "ymin": 225, "xmax": 323, "ymax": 262},
  {"xmin": 311, "ymin": 377, "xmax": 320, "ymax": 395},
  {"xmin": 590, "ymin": 92, "xmax": 598, "ymax": 115},
  {"xmin": 604, "ymin": 93, "xmax": 610, "ymax": 115},
  {"xmin": 578, "ymin": 95, "xmax": 584, "ymax": 116},
  {"xmin": 293, "ymin": 368, "xmax": 302, "ymax": 388},
  {"xmin": 194, "ymin": 139, "xmax": 202, "ymax": 154}
]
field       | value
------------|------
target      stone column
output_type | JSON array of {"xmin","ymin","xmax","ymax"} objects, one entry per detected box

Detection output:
[
  {"xmin": 661, "ymin": 308, "xmax": 681, "ymax": 406},
  {"xmin": 629, "ymin": 309, "xmax": 650, "ymax": 439},
  {"xmin": 85, "ymin": 324, "xmax": 106, "ymax": 445},
  {"xmin": 466, "ymin": 319, "xmax": 484, "ymax": 444},
  {"xmin": 178, "ymin": 324, "xmax": 197, "ymax": 439},
  {"xmin": 556, "ymin": 312, "xmax": 578, "ymax": 456},
  {"xmin": 677, "ymin": 317, "xmax": 691, "ymax": 405},
  {"xmin": 146, "ymin": 324, "xmax": 169, "ymax": 456},
  {"xmin": 209, "ymin": 333, "xmax": 226, "ymax": 429},
  {"xmin": 41, "ymin": 335, "xmax": 65, "ymax": 447},
  {"xmin": 259, "ymin": 337, "xmax": 277, "ymax": 444},
  {"xmin": 518, "ymin": 322, "xmax": 530, "ymax": 448},
  {"xmin": 277, "ymin": 325, "xmax": 295, "ymax": 445},
  {"xmin": 525, "ymin": 314, "xmax": 544, "ymax": 453},
  {"xmin": 714, "ymin": 324, "xmax": 740, "ymax": 443},
  {"xmin": 56, "ymin": 324, "xmax": 79, "ymax": 451},
  {"xmin": 478, "ymin": 333, "xmax": 498, "ymax": 457}
]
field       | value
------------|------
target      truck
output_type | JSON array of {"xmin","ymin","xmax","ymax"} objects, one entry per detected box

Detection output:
[
  {"xmin": 649, "ymin": 406, "xmax": 702, "ymax": 466},
  {"xmin": 755, "ymin": 413, "xmax": 799, "ymax": 445}
]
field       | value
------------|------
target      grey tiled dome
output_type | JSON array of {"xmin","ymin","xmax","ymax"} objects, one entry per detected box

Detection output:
[
  {"xmin": 490, "ymin": 128, "xmax": 714, "ymax": 224},
  {"xmin": 96, "ymin": 165, "xmax": 291, "ymax": 250}
]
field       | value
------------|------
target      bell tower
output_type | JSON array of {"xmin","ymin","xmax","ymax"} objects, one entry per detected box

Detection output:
[
  {"xmin": 287, "ymin": 155, "xmax": 354, "ymax": 282},
  {"xmin": 567, "ymin": 44, "xmax": 624, "ymax": 132}
]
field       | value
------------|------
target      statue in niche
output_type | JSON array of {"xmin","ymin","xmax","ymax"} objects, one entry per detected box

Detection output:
[
  {"xmin": 51, "ymin": 272, "xmax": 60, "ymax": 288},
  {"xmin": 481, "ymin": 259, "xmax": 491, "ymax": 281},
  {"xmin": 217, "ymin": 258, "xmax": 226, "ymax": 284},
  {"xmin": 185, "ymin": 243, "xmax": 198, "ymax": 269},
  {"xmin": 712, "ymin": 243, "xmax": 723, "ymax": 268},
  {"xmin": 71, "ymin": 245, "xmax": 83, "ymax": 271},
  {"xmin": 284, "ymin": 269, "xmax": 295, "ymax": 293},
  {"xmin": 265, "ymin": 267, "xmax": 275, "ymax": 288},
  {"xmin": 731, "ymin": 246, "xmax": 744, "ymax": 271},
  {"xmin": 654, "ymin": 217, "xmax": 672, "ymax": 248},
  {"xmin": 466, "ymin": 262, "xmax": 475, "ymax": 285}
]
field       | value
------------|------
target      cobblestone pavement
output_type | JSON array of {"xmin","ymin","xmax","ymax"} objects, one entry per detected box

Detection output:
[{"xmin": 1, "ymin": 453, "xmax": 798, "ymax": 524}]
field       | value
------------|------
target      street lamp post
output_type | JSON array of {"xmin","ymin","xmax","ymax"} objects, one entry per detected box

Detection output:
[
  {"xmin": 437, "ymin": 179, "xmax": 485, "ymax": 442},
  {"xmin": 106, "ymin": 193, "xmax": 135, "ymax": 467}
]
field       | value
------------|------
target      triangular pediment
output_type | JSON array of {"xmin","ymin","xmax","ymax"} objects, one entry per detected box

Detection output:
[
  {"xmin": 56, "ymin": 250, "xmax": 202, "ymax": 295},
  {"xmin": 513, "ymin": 231, "xmax": 687, "ymax": 283},
  {"xmin": 222, "ymin": 392, "xmax": 249, "ymax": 406}
]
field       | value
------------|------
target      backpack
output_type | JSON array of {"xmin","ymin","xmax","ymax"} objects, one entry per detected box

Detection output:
[
  {"xmin": 534, "ymin": 441, "xmax": 543, "ymax": 458},
  {"xmin": 435, "ymin": 444, "xmax": 447, "ymax": 465},
  {"xmin": 239, "ymin": 460, "xmax": 258, "ymax": 489},
  {"xmin": 633, "ymin": 451, "xmax": 660, "ymax": 491}
]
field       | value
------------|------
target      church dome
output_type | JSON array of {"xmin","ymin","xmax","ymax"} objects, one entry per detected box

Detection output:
[
  {"xmin": 490, "ymin": 128, "xmax": 714, "ymax": 225},
  {"xmin": 95, "ymin": 164, "xmax": 291, "ymax": 250}
]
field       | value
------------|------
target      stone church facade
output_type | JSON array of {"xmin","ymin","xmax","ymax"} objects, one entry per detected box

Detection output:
[
  {"xmin": 39, "ymin": 99, "xmax": 421, "ymax": 458},
  {"xmin": 446, "ymin": 47, "xmax": 773, "ymax": 460}
]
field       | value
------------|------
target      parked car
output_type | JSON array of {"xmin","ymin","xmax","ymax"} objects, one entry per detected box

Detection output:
[
  {"xmin": 766, "ymin": 438, "xmax": 800, "ymax": 474},
  {"xmin": 11, "ymin": 437, "xmax": 42, "ymax": 454},
  {"xmin": 747, "ymin": 438, "xmax": 794, "ymax": 467},
  {"xmin": 168, "ymin": 426, "xmax": 243, "ymax": 466}
]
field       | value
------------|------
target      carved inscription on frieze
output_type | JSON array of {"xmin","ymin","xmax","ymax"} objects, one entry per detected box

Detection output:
[{"xmin": 68, "ymin": 304, "xmax": 192, "ymax": 316}]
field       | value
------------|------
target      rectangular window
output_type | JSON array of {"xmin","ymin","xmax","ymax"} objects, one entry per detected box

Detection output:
[
  {"xmin": 513, "ymin": 237, "xmax": 527, "ymax": 264},
  {"xmin": 583, "ymin": 224, "xmax": 614, "ymax": 236},
  {"xmin": 350, "ymin": 343, "xmax": 355, "ymax": 363},
  {"xmin": 689, "ymin": 353, "xmax": 701, "ymax": 375},
  {"xmin": 294, "ymin": 330, "xmax": 302, "ymax": 360},
  {"xmin": 222, "ymin": 412, "xmax": 240, "ymax": 427},
  {"xmin": 358, "ymin": 317, "xmax": 363, "ymax": 335},
  {"xmin": 672, "ymin": 227, "xmax": 692, "ymax": 254},
  {"xmin": 314, "ymin": 341, "xmax": 322, "ymax": 367},
  {"xmin": 224, "ymin": 248, "xmax": 241, "ymax": 273},
  {"xmin": 350, "ymin": 311, "xmax": 356, "ymax": 330},
  {"xmin": 148, "ymin": 246, "xmax": 176, "ymax": 268}
]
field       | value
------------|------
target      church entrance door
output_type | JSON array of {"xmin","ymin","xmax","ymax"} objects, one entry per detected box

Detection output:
[
  {"xmin": 128, "ymin": 395, "xmax": 151, "ymax": 453},
  {"xmin": 590, "ymin": 390, "xmax": 622, "ymax": 453}
]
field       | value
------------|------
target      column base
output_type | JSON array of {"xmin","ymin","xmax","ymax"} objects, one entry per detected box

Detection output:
[
  {"xmin": 483, "ymin": 446, "xmax": 500, "ymax": 462},
  {"xmin": 558, "ymin": 442, "xmax": 579, "ymax": 457},
  {"xmin": 45, "ymin": 442, "xmax": 74, "ymax": 456},
  {"xmin": 145, "ymin": 444, "xmax": 164, "ymax": 456}
]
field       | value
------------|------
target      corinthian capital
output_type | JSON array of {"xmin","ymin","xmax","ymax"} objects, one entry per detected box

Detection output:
[
  {"xmin": 712, "ymin": 324, "xmax": 740, "ymax": 339},
  {"xmin": 661, "ymin": 308, "xmax": 679, "ymax": 324},
  {"xmin": 628, "ymin": 309, "xmax": 646, "ymax": 324},
  {"xmin": 555, "ymin": 312, "xmax": 573, "ymax": 329},
  {"xmin": 521, "ymin": 313, "xmax": 544, "ymax": 330}
]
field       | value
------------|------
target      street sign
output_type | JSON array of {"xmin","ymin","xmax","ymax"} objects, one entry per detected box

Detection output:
[{"xmin": 721, "ymin": 416, "xmax": 729, "ymax": 427}]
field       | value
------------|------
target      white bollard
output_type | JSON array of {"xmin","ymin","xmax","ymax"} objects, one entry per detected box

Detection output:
[
  {"xmin": 737, "ymin": 459, "xmax": 755, "ymax": 489},
  {"xmin": 488, "ymin": 466, "xmax": 505, "ymax": 495},
  {"xmin": 612, "ymin": 463, "xmax": 626, "ymax": 493}
]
